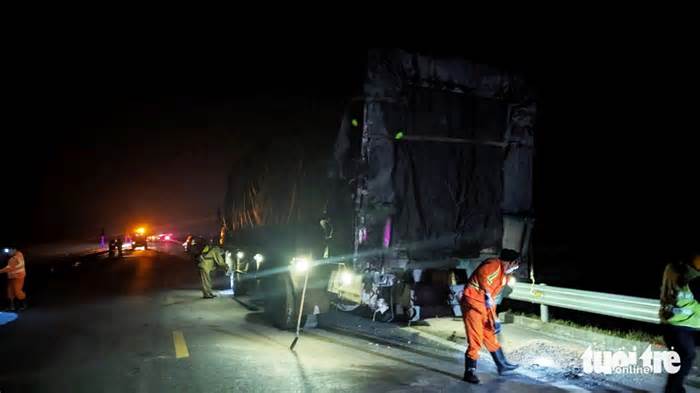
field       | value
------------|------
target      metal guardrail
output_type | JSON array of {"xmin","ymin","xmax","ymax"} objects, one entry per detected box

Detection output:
[{"xmin": 508, "ymin": 282, "xmax": 661, "ymax": 324}]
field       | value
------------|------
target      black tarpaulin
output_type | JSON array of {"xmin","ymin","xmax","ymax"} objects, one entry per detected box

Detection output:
[
  {"xmin": 344, "ymin": 49, "xmax": 536, "ymax": 263},
  {"xmin": 393, "ymin": 136, "xmax": 504, "ymax": 259}
]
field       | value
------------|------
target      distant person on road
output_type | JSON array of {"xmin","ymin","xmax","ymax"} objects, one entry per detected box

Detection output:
[
  {"xmin": 197, "ymin": 243, "xmax": 231, "ymax": 299},
  {"xmin": 660, "ymin": 250, "xmax": 700, "ymax": 393},
  {"xmin": 0, "ymin": 248, "xmax": 27, "ymax": 311},
  {"xmin": 109, "ymin": 237, "xmax": 123, "ymax": 258},
  {"xmin": 460, "ymin": 248, "xmax": 521, "ymax": 384}
]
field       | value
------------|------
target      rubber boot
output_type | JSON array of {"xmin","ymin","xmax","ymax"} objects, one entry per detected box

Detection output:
[
  {"xmin": 5, "ymin": 299, "xmax": 15, "ymax": 312},
  {"xmin": 498, "ymin": 348, "xmax": 519, "ymax": 369},
  {"xmin": 491, "ymin": 348, "xmax": 518, "ymax": 375},
  {"xmin": 463, "ymin": 356, "xmax": 480, "ymax": 384}
]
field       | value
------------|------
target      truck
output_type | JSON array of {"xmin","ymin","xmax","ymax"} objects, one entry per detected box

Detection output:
[
  {"xmin": 222, "ymin": 49, "xmax": 536, "ymax": 329},
  {"xmin": 130, "ymin": 227, "xmax": 149, "ymax": 250}
]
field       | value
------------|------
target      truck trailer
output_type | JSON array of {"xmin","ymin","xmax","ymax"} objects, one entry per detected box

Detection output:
[{"xmin": 223, "ymin": 49, "xmax": 536, "ymax": 329}]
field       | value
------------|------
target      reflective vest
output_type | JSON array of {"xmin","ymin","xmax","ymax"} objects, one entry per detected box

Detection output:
[
  {"xmin": 7, "ymin": 251, "xmax": 26, "ymax": 279},
  {"xmin": 662, "ymin": 284, "xmax": 700, "ymax": 329},
  {"xmin": 463, "ymin": 258, "xmax": 505, "ymax": 314}
]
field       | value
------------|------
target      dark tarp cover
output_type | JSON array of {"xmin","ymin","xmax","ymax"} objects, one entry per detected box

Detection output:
[{"xmin": 334, "ymin": 49, "xmax": 535, "ymax": 262}]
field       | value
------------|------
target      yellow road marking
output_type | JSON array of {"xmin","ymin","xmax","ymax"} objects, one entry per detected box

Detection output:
[{"xmin": 173, "ymin": 330, "xmax": 190, "ymax": 359}]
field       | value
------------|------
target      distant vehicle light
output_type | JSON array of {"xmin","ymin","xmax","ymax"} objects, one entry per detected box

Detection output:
[
  {"xmin": 236, "ymin": 251, "xmax": 244, "ymax": 259},
  {"xmin": 165, "ymin": 235, "xmax": 171, "ymax": 241},
  {"xmin": 135, "ymin": 227, "xmax": 146, "ymax": 235},
  {"xmin": 253, "ymin": 253, "xmax": 264, "ymax": 263},
  {"xmin": 3, "ymin": 248, "xmax": 9, "ymax": 254},
  {"xmin": 341, "ymin": 271, "xmax": 353, "ymax": 286},
  {"xmin": 508, "ymin": 276, "xmax": 517, "ymax": 286},
  {"xmin": 292, "ymin": 257, "xmax": 310, "ymax": 273}
]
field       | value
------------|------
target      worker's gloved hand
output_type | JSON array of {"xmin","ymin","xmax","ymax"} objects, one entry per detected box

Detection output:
[
  {"xmin": 485, "ymin": 293, "xmax": 495, "ymax": 309},
  {"xmin": 494, "ymin": 320, "xmax": 502, "ymax": 334},
  {"xmin": 672, "ymin": 307, "xmax": 692, "ymax": 316}
]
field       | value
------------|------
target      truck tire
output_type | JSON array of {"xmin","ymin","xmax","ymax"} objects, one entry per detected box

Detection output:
[
  {"xmin": 234, "ymin": 273, "xmax": 248, "ymax": 296},
  {"xmin": 264, "ymin": 274, "xmax": 296, "ymax": 330}
]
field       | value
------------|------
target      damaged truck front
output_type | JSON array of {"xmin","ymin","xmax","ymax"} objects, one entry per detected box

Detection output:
[{"xmin": 224, "ymin": 49, "xmax": 536, "ymax": 328}]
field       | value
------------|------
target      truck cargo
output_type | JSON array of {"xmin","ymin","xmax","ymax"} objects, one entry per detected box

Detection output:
[{"xmin": 222, "ymin": 49, "xmax": 536, "ymax": 328}]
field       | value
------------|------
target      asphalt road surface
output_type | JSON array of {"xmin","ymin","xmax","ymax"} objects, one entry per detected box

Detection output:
[{"xmin": 0, "ymin": 243, "xmax": 609, "ymax": 392}]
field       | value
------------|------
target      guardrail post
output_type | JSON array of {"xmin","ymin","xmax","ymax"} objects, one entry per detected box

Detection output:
[
  {"xmin": 539, "ymin": 284, "xmax": 549, "ymax": 322},
  {"xmin": 540, "ymin": 304, "xmax": 549, "ymax": 323}
]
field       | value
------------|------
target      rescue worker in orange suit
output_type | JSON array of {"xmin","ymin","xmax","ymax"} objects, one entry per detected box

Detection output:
[
  {"xmin": 0, "ymin": 248, "xmax": 27, "ymax": 311},
  {"xmin": 461, "ymin": 248, "xmax": 521, "ymax": 384}
]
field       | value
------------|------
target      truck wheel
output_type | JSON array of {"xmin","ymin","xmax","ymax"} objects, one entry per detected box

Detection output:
[
  {"xmin": 374, "ymin": 309, "xmax": 394, "ymax": 323},
  {"xmin": 234, "ymin": 274, "xmax": 248, "ymax": 296},
  {"xmin": 264, "ymin": 274, "xmax": 296, "ymax": 330}
]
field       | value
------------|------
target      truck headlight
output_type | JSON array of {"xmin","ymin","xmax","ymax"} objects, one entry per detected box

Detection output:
[
  {"xmin": 292, "ymin": 257, "xmax": 310, "ymax": 273},
  {"xmin": 236, "ymin": 251, "xmax": 244, "ymax": 259},
  {"xmin": 340, "ymin": 271, "xmax": 353, "ymax": 286},
  {"xmin": 253, "ymin": 253, "xmax": 264, "ymax": 263}
]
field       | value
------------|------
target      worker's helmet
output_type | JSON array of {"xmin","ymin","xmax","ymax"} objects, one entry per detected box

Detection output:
[
  {"xmin": 500, "ymin": 249, "xmax": 521, "ymax": 274},
  {"xmin": 499, "ymin": 249, "xmax": 520, "ymax": 262}
]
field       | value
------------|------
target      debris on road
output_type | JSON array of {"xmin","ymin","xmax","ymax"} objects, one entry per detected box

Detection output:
[{"xmin": 510, "ymin": 340, "xmax": 582, "ymax": 374}]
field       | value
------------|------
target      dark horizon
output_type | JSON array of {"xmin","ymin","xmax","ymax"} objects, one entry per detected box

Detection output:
[{"xmin": 3, "ymin": 48, "xmax": 697, "ymax": 273}]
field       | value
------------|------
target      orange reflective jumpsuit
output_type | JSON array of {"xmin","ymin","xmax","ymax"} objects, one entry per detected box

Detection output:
[
  {"xmin": 0, "ymin": 251, "xmax": 26, "ymax": 301},
  {"xmin": 462, "ymin": 258, "xmax": 506, "ymax": 360}
]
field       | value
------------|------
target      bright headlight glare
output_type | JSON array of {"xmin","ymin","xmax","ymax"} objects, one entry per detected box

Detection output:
[
  {"xmin": 340, "ymin": 271, "xmax": 353, "ymax": 286},
  {"xmin": 293, "ymin": 257, "xmax": 310, "ymax": 273},
  {"xmin": 236, "ymin": 251, "xmax": 244, "ymax": 259},
  {"xmin": 254, "ymin": 253, "xmax": 264, "ymax": 263},
  {"xmin": 508, "ymin": 276, "xmax": 517, "ymax": 286}
]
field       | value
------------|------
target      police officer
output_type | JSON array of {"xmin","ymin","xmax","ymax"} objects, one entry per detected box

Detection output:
[{"xmin": 198, "ymin": 243, "xmax": 231, "ymax": 299}]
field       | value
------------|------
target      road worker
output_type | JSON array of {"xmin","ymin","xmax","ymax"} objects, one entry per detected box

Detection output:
[
  {"xmin": 461, "ymin": 248, "xmax": 520, "ymax": 384},
  {"xmin": 660, "ymin": 249, "xmax": 700, "ymax": 393},
  {"xmin": 0, "ymin": 248, "xmax": 27, "ymax": 311}
]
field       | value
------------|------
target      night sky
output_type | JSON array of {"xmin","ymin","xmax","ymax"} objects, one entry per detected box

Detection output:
[{"xmin": 3, "ymin": 47, "xmax": 697, "ymax": 294}]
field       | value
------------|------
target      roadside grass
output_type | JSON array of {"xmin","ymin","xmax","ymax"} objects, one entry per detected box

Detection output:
[{"xmin": 513, "ymin": 311, "xmax": 664, "ymax": 345}]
